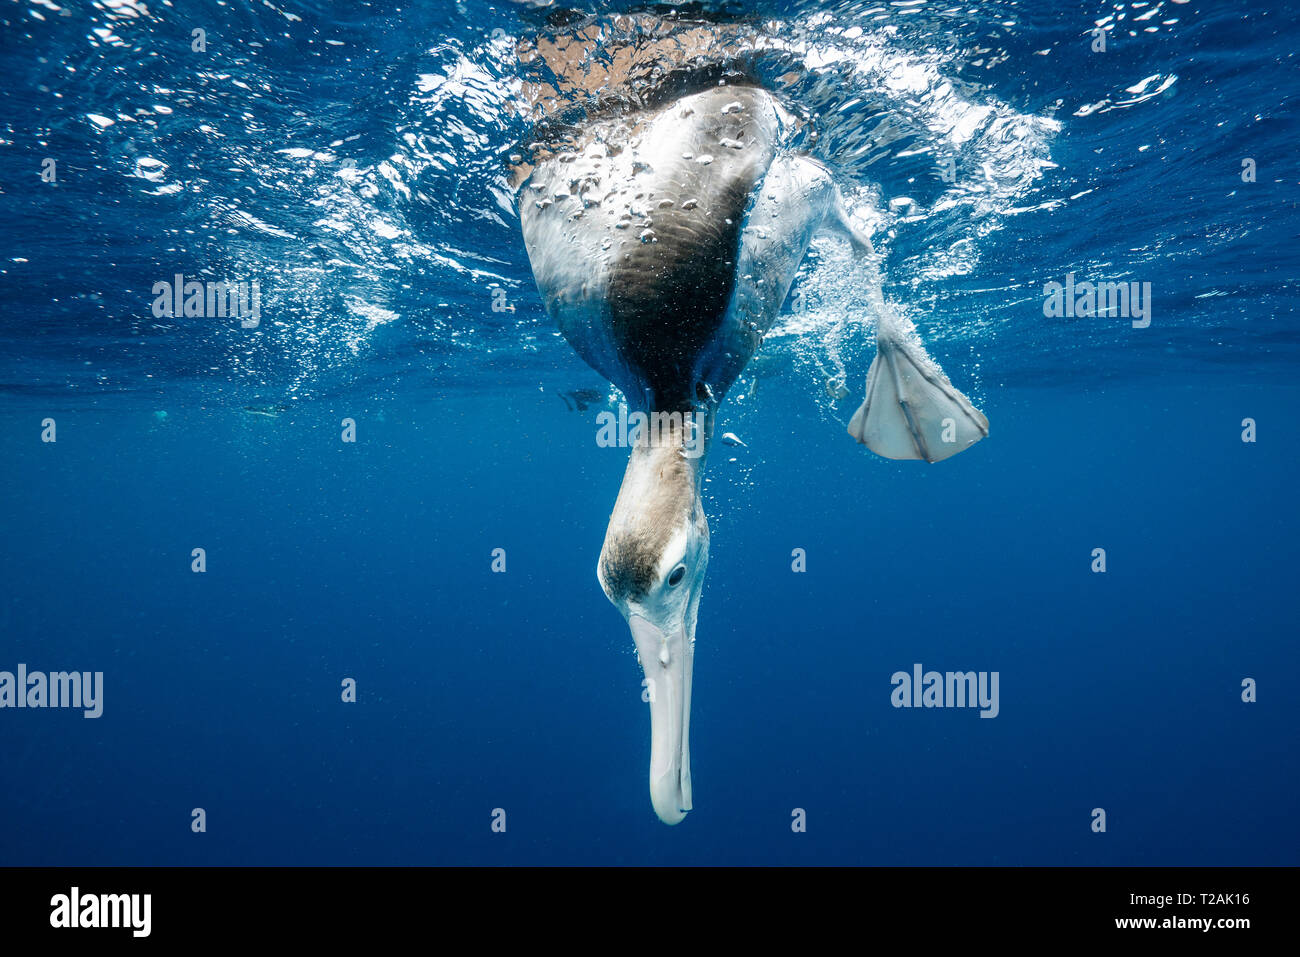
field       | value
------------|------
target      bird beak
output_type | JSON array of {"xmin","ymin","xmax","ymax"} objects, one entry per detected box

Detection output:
[{"xmin": 628, "ymin": 613, "xmax": 694, "ymax": 825}]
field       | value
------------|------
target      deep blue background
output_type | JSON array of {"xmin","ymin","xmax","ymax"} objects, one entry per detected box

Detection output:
[{"xmin": 1, "ymin": 377, "xmax": 1295, "ymax": 864}]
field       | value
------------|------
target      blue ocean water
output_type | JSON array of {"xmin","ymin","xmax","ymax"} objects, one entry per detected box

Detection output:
[{"xmin": 1, "ymin": 0, "xmax": 1297, "ymax": 865}]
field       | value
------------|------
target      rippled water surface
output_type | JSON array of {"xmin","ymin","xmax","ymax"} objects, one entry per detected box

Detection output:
[{"xmin": 4, "ymin": 0, "xmax": 1296, "ymax": 407}]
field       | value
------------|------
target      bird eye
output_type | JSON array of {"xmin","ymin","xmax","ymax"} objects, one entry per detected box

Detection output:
[{"xmin": 667, "ymin": 564, "xmax": 686, "ymax": 587}]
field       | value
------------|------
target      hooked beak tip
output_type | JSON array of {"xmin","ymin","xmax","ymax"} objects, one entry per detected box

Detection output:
[{"xmin": 650, "ymin": 779, "xmax": 690, "ymax": 825}]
